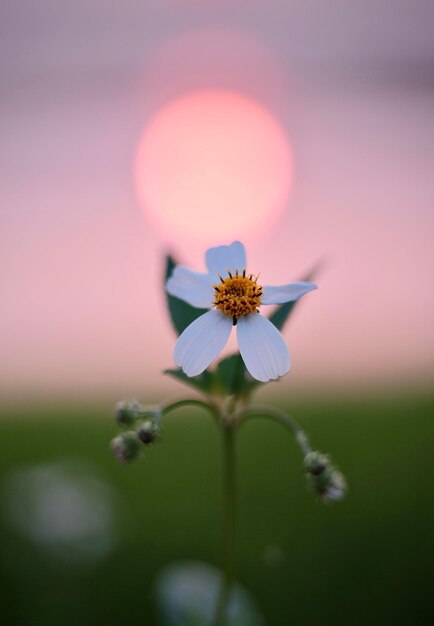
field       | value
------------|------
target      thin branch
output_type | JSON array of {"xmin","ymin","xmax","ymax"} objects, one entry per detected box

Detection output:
[
  {"xmin": 236, "ymin": 404, "xmax": 312, "ymax": 456},
  {"xmin": 161, "ymin": 398, "xmax": 219, "ymax": 421}
]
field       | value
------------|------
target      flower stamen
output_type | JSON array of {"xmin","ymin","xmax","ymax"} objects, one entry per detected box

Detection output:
[{"xmin": 213, "ymin": 269, "xmax": 263, "ymax": 320}]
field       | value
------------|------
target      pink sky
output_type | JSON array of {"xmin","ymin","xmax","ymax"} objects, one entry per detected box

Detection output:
[{"xmin": 1, "ymin": 2, "xmax": 433, "ymax": 401}]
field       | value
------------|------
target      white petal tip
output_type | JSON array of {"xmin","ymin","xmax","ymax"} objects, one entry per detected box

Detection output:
[
  {"xmin": 262, "ymin": 281, "xmax": 318, "ymax": 305},
  {"xmin": 237, "ymin": 314, "xmax": 291, "ymax": 382},
  {"xmin": 173, "ymin": 310, "xmax": 232, "ymax": 377}
]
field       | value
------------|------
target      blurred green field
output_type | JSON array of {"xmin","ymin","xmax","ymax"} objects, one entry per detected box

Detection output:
[{"xmin": 0, "ymin": 392, "xmax": 432, "ymax": 626}]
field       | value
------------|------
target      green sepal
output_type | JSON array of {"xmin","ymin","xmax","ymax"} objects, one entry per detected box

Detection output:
[{"xmin": 165, "ymin": 255, "xmax": 208, "ymax": 335}]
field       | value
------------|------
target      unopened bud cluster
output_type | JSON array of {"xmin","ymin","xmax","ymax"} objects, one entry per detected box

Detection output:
[
  {"xmin": 111, "ymin": 399, "xmax": 162, "ymax": 463},
  {"xmin": 115, "ymin": 399, "xmax": 143, "ymax": 426},
  {"xmin": 304, "ymin": 451, "xmax": 347, "ymax": 503},
  {"xmin": 111, "ymin": 431, "xmax": 141, "ymax": 463}
]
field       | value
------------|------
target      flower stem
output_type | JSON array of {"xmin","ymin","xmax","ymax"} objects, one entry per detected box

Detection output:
[
  {"xmin": 161, "ymin": 398, "xmax": 218, "ymax": 420},
  {"xmin": 236, "ymin": 404, "xmax": 312, "ymax": 456},
  {"xmin": 214, "ymin": 423, "xmax": 237, "ymax": 626}
]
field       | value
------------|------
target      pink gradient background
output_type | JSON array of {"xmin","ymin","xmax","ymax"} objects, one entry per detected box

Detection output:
[{"xmin": 1, "ymin": 1, "xmax": 433, "ymax": 402}]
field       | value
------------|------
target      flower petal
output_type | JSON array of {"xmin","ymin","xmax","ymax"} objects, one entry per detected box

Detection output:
[
  {"xmin": 205, "ymin": 241, "xmax": 246, "ymax": 279},
  {"xmin": 174, "ymin": 310, "xmax": 232, "ymax": 377},
  {"xmin": 237, "ymin": 313, "xmax": 290, "ymax": 382},
  {"xmin": 166, "ymin": 266, "xmax": 214, "ymax": 308},
  {"xmin": 261, "ymin": 282, "xmax": 317, "ymax": 305}
]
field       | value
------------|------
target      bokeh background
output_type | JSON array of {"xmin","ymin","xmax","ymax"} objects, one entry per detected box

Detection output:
[{"xmin": 1, "ymin": 2, "xmax": 433, "ymax": 625}]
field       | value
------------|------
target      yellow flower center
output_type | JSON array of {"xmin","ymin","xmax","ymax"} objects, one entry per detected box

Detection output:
[{"xmin": 213, "ymin": 270, "xmax": 263, "ymax": 324}]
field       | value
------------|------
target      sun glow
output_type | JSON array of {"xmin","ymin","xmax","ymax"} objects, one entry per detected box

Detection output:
[{"xmin": 135, "ymin": 90, "xmax": 293, "ymax": 241}]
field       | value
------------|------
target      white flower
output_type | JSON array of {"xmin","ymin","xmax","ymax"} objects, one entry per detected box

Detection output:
[{"xmin": 166, "ymin": 241, "xmax": 316, "ymax": 383}]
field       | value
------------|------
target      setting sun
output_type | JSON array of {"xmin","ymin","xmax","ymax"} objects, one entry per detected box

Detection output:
[{"xmin": 135, "ymin": 90, "xmax": 293, "ymax": 241}]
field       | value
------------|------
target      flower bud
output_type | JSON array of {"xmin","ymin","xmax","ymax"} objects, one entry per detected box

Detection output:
[
  {"xmin": 137, "ymin": 420, "xmax": 160, "ymax": 445},
  {"xmin": 304, "ymin": 450, "xmax": 328, "ymax": 476},
  {"xmin": 111, "ymin": 431, "xmax": 141, "ymax": 463},
  {"xmin": 141, "ymin": 406, "xmax": 162, "ymax": 427},
  {"xmin": 304, "ymin": 450, "xmax": 347, "ymax": 503},
  {"xmin": 115, "ymin": 399, "xmax": 142, "ymax": 426},
  {"xmin": 321, "ymin": 470, "xmax": 347, "ymax": 503}
]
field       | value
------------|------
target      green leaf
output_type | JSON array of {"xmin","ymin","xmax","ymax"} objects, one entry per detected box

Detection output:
[
  {"xmin": 164, "ymin": 368, "xmax": 215, "ymax": 396},
  {"xmin": 155, "ymin": 561, "xmax": 265, "ymax": 626},
  {"xmin": 215, "ymin": 354, "xmax": 258, "ymax": 397},
  {"xmin": 267, "ymin": 300, "xmax": 298, "ymax": 331},
  {"xmin": 268, "ymin": 260, "xmax": 321, "ymax": 332},
  {"xmin": 165, "ymin": 255, "xmax": 208, "ymax": 335},
  {"xmin": 216, "ymin": 354, "xmax": 245, "ymax": 395},
  {"xmin": 165, "ymin": 358, "xmax": 257, "ymax": 398}
]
